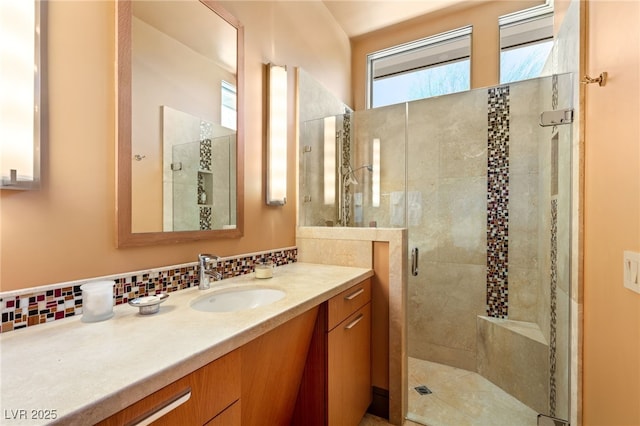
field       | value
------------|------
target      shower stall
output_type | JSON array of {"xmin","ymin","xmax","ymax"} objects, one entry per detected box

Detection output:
[{"xmin": 300, "ymin": 74, "xmax": 573, "ymax": 425}]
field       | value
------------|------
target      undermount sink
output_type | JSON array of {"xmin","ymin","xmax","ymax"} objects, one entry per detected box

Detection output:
[{"xmin": 190, "ymin": 286, "xmax": 286, "ymax": 313}]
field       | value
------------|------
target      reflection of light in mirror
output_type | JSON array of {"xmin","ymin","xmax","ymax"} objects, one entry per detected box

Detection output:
[
  {"xmin": 372, "ymin": 138, "xmax": 381, "ymax": 207},
  {"xmin": 0, "ymin": 0, "xmax": 38, "ymax": 188},
  {"xmin": 266, "ymin": 64, "xmax": 287, "ymax": 206},
  {"xmin": 323, "ymin": 116, "xmax": 336, "ymax": 204}
]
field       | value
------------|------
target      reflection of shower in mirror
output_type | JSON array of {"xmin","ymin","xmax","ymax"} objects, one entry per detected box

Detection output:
[{"xmin": 160, "ymin": 106, "xmax": 237, "ymax": 233}]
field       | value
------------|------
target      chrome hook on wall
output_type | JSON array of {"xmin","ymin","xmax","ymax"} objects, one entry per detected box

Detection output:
[
  {"xmin": 581, "ymin": 72, "xmax": 608, "ymax": 87},
  {"xmin": 132, "ymin": 154, "xmax": 146, "ymax": 161}
]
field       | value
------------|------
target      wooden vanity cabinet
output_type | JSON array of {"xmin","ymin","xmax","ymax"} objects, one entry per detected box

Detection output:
[
  {"xmin": 95, "ymin": 278, "xmax": 371, "ymax": 426},
  {"xmin": 294, "ymin": 278, "xmax": 372, "ymax": 426},
  {"xmin": 328, "ymin": 301, "xmax": 372, "ymax": 425},
  {"xmin": 96, "ymin": 349, "xmax": 240, "ymax": 426}
]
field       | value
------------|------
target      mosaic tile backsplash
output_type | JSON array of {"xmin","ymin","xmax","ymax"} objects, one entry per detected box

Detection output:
[{"xmin": 0, "ymin": 247, "xmax": 297, "ymax": 334}]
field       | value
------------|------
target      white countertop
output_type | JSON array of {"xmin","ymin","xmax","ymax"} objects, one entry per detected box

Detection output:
[{"xmin": 0, "ymin": 262, "xmax": 373, "ymax": 425}]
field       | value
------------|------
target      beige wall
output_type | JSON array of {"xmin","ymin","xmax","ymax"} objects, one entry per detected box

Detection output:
[
  {"xmin": 583, "ymin": 1, "xmax": 640, "ymax": 424},
  {"xmin": 0, "ymin": 0, "xmax": 350, "ymax": 292},
  {"xmin": 350, "ymin": 0, "xmax": 543, "ymax": 110}
]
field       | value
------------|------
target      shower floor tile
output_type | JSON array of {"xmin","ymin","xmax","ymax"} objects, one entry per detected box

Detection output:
[
  {"xmin": 359, "ymin": 357, "xmax": 538, "ymax": 426},
  {"xmin": 407, "ymin": 357, "xmax": 538, "ymax": 426}
]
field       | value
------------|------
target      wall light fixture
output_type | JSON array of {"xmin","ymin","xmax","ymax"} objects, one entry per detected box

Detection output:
[
  {"xmin": 323, "ymin": 116, "xmax": 336, "ymax": 205},
  {"xmin": 0, "ymin": 0, "xmax": 42, "ymax": 190},
  {"xmin": 266, "ymin": 63, "xmax": 287, "ymax": 206},
  {"xmin": 372, "ymin": 138, "xmax": 381, "ymax": 207}
]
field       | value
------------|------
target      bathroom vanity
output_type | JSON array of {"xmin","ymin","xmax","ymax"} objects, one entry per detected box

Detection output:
[{"xmin": 0, "ymin": 263, "xmax": 373, "ymax": 425}]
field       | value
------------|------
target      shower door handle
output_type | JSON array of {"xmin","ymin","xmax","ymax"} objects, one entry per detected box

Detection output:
[{"xmin": 411, "ymin": 247, "xmax": 419, "ymax": 276}]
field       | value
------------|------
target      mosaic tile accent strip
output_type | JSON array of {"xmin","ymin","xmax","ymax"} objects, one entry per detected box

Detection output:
[
  {"xmin": 486, "ymin": 86, "xmax": 510, "ymax": 318},
  {"xmin": 551, "ymin": 74, "xmax": 559, "ymax": 133},
  {"xmin": 341, "ymin": 112, "xmax": 352, "ymax": 226},
  {"xmin": 199, "ymin": 206, "xmax": 212, "ymax": 230},
  {"xmin": 549, "ymin": 199, "xmax": 558, "ymax": 415},
  {"xmin": 549, "ymin": 74, "xmax": 560, "ymax": 416},
  {"xmin": 0, "ymin": 247, "xmax": 297, "ymax": 334},
  {"xmin": 200, "ymin": 138, "xmax": 212, "ymax": 171},
  {"xmin": 551, "ymin": 134, "xmax": 559, "ymax": 197},
  {"xmin": 0, "ymin": 286, "xmax": 82, "ymax": 333}
]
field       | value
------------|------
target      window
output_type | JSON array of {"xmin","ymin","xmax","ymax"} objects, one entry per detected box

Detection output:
[
  {"xmin": 500, "ymin": 5, "xmax": 554, "ymax": 84},
  {"xmin": 221, "ymin": 80, "xmax": 236, "ymax": 130},
  {"xmin": 367, "ymin": 26, "xmax": 472, "ymax": 109}
]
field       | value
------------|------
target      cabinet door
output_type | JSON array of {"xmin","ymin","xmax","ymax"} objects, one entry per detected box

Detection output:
[
  {"xmin": 328, "ymin": 303, "xmax": 372, "ymax": 426},
  {"xmin": 241, "ymin": 306, "xmax": 319, "ymax": 426}
]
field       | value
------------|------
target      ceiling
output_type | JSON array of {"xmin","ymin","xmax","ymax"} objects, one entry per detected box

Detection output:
[{"xmin": 321, "ymin": 0, "xmax": 470, "ymax": 38}]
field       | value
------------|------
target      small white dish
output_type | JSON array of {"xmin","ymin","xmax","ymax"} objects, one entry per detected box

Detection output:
[{"xmin": 128, "ymin": 293, "xmax": 169, "ymax": 315}]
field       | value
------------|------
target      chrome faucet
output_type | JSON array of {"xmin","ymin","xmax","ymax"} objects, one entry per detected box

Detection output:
[{"xmin": 198, "ymin": 253, "xmax": 222, "ymax": 290}]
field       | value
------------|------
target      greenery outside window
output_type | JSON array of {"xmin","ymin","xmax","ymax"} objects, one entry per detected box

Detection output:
[
  {"xmin": 500, "ymin": 4, "xmax": 554, "ymax": 84},
  {"xmin": 367, "ymin": 26, "xmax": 472, "ymax": 109}
]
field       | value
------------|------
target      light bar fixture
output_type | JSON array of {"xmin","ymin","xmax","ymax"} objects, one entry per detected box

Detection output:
[
  {"xmin": 266, "ymin": 63, "xmax": 287, "ymax": 206},
  {"xmin": 323, "ymin": 116, "xmax": 336, "ymax": 205},
  {"xmin": 372, "ymin": 138, "xmax": 381, "ymax": 207},
  {"xmin": 0, "ymin": 0, "xmax": 41, "ymax": 190}
]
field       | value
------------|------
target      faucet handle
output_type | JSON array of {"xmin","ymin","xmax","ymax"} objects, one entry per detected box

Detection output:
[
  {"xmin": 197, "ymin": 254, "xmax": 221, "ymax": 290},
  {"xmin": 198, "ymin": 253, "xmax": 219, "ymax": 264}
]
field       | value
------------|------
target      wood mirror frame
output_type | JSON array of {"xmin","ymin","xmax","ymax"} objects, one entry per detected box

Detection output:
[{"xmin": 116, "ymin": 0, "xmax": 244, "ymax": 247}]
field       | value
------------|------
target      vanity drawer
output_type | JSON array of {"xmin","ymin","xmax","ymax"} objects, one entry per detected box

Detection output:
[
  {"xmin": 204, "ymin": 400, "xmax": 240, "ymax": 426},
  {"xmin": 97, "ymin": 349, "xmax": 240, "ymax": 426},
  {"xmin": 327, "ymin": 278, "xmax": 371, "ymax": 331}
]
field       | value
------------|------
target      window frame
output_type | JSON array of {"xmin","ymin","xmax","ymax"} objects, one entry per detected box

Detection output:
[
  {"xmin": 366, "ymin": 25, "xmax": 472, "ymax": 109},
  {"xmin": 221, "ymin": 80, "xmax": 237, "ymax": 130},
  {"xmin": 499, "ymin": 2, "xmax": 554, "ymax": 84}
]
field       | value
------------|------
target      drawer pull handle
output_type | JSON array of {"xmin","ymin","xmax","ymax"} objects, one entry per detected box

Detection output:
[
  {"xmin": 129, "ymin": 388, "xmax": 192, "ymax": 426},
  {"xmin": 345, "ymin": 313, "xmax": 364, "ymax": 330},
  {"xmin": 344, "ymin": 288, "xmax": 364, "ymax": 301}
]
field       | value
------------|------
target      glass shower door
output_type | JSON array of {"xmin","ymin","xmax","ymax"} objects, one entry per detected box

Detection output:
[
  {"xmin": 170, "ymin": 140, "xmax": 200, "ymax": 231},
  {"xmin": 405, "ymin": 74, "xmax": 573, "ymax": 426}
]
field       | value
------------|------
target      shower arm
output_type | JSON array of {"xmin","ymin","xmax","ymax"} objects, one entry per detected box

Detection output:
[
  {"xmin": 341, "ymin": 164, "xmax": 373, "ymax": 184},
  {"xmin": 344, "ymin": 164, "xmax": 373, "ymax": 175}
]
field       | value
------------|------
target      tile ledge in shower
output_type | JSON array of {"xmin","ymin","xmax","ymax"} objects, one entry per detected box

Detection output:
[{"xmin": 478, "ymin": 315, "xmax": 547, "ymax": 345}]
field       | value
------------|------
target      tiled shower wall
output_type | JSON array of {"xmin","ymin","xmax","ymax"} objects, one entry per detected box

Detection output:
[
  {"xmin": 0, "ymin": 247, "xmax": 297, "ymax": 334},
  {"xmin": 404, "ymin": 84, "xmax": 494, "ymax": 371}
]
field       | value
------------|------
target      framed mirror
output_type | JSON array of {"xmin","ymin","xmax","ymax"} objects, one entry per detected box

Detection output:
[{"xmin": 116, "ymin": 0, "xmax": 244, "ymax": 247}]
